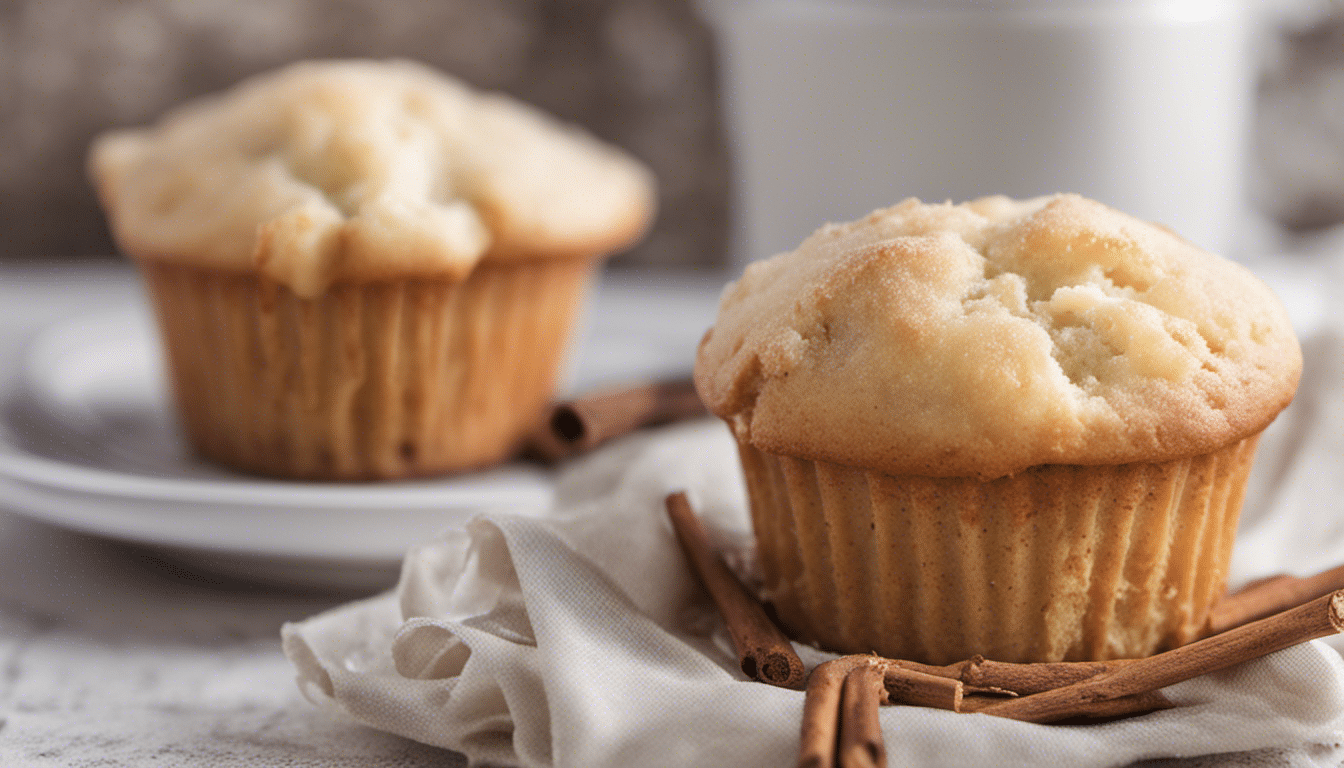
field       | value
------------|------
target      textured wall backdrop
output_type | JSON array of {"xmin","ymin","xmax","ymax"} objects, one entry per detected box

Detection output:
[
  {"xmin": 3, "ymin": 0, "xmax": 1344, "ymax": 263},
  {"xmin": 0, "ymin": 0, "xmax": 730, "ymax": 266}
]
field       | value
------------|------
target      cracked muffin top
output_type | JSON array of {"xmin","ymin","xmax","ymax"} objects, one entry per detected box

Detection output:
[
  {"xmin": 88, "ymin": 59, "xmax": 656, "ymax": 297},
  {"xmin": 695, "ymin": 194, "xmax": 1302, "ymax": 480}
]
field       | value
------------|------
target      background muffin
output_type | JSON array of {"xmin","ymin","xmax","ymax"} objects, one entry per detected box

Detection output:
[
  {"xmin": 89, "ymin": 59, "xmax": 656, "ymax": 480},
  {"xmin": 695, "ymin": 194, "xmax": 1301, "ymax": 664}
]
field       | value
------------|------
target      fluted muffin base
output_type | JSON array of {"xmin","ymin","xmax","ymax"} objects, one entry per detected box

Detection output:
[
  {"xmin": 737, "ymin": 437, "xmax": 1260, "ymax": 664},
  {"xmin": 140, "ymin": 258, "xmax": 594, "ymax": 480}
]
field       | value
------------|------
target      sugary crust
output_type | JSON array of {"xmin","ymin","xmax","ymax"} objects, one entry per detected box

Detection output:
[
  {"xmin": 89, "ymin": 59, "xmax": 656, "ymax": 297},
  {"xmin": 695, "ymin": 195, "xmax": 1302, "ymax": 479}
]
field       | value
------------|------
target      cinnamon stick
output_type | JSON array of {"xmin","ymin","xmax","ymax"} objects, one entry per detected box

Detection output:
[
  {"xmin": 840, "ymin": 665, "xmax": 888, "ymax": 768},
  {"xmin": 665, "ymin": 491, "xmax": 805, "ymax": 689},
  {"xmin": 1209, "ymin": 564, "xmax": 1344, "ymax": 635},
  {"xmin": 961, "ymin": 690, "xmax": 1174, "ymax": 722},
  {"xmin": 881, "ymin": 666, "xmax": 964, "ymax": 710},
  {"xmin": 881, "ymin": 656, "xmax": 1129, "ymax": 697},
  {"xmin": 530, "ymin": 378, "xmax": 706, "ymax": 461},
  {"xmin": 799, "ymin": 658, "xmax": 866, "ymax": 768},
  {"xmin": 955, "ymin": 657, "xmax": 1135, "ymax": 696},
  {"xmin": 979, "ymin": 590, "xmax": 1344, "ymax": 723}
]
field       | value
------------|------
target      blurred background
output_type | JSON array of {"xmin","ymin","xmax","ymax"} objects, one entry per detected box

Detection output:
[
  {"xmin": 0, "ymin": 0, "xmax": 730, "ymax": 267},
  {"xmin": 0, "ymin": 0, "xmax": 1341, "ymax": 267}
]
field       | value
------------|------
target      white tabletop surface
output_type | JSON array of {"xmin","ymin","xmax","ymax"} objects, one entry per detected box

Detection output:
[{"xmin": 0, "ymin": 245, "xmax": 1339, "ymax": 767}]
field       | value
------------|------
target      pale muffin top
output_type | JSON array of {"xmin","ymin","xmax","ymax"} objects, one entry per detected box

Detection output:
[
  {"xmin": 89, "ymin": 59, "xmax": 656, "ymax": 297},
  {"xmin": 695, "ymin": 194, "xmax": 1302, "ymax": 479}
]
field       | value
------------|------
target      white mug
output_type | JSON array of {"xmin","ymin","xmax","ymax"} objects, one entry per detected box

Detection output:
[{"xmin": 698, "ymin": 0, "xmax": 1255, "ymax": 266}]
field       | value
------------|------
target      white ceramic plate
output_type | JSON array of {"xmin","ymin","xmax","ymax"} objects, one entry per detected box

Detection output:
[{"xmin": 0, "ymin": 278, "xmax": 719, "ymax": 589}]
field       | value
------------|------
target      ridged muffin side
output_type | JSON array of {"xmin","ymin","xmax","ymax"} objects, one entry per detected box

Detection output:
[
  {"xmin": 738, "ymin": 437, "xmax": 1257, "ymax": 665},
  {"xmin": 142, "ymin": 257, "xmax": 592, "ymax": 480}
]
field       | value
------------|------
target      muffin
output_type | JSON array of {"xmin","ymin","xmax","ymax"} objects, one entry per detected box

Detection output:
[
  {"xmin": 88, "ymin": 59, "xmax": 655, "ymax": 480},
  {"xmin": 694, "ymin": 194, "xmax": 1301, "ymax": 664}
]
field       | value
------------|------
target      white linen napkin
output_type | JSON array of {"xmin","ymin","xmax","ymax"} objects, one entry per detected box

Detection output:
[{"xmin": 282, "ymin": 334, "xmax": 1344, "ymax": 768}]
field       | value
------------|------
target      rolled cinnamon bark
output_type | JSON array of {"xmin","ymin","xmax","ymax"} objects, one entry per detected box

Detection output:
[
  {"xmin": 839, "ymin": 665, "xmax": 888, "ymax": 768},
  {"xmin": 529, "ymin": 377, "xmax": 705, "ymax": 461},
  {"xmin": 665, "ymin": 491, "xmax": 805, "ymax": 689},
  {"xmin": 1209, "ymin": 564, "xmax": 1344, "ymax": 635},
  {"xmin": 881, "ymin": 667, "xmax": 963, "ymax": 711},
  {"xmin": 881, "ymin": 656, "xmax": 1131, "ymax": 697},
  {"xmin": 955, "ymin": 657, "xmax": 1135, "ymax": 696},
  {"xmin": 961, "ymin": 690, "xmax": 1174, "ymax": 722},
  {"xmin": 799, "ymin": 659, "xmax": 858, "ymax": 768}
]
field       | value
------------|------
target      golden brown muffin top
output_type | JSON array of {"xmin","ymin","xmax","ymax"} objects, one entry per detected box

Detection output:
[
  {"xmin": 696, "ymin": 195, "xmax": 1302, "ymax": 479},
  {"xmin": 89, "ymin": 59, "xmax": 656, "ymax": 297}
]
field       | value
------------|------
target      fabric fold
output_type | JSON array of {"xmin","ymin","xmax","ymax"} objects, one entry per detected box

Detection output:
[{"xmin": 283, "ymin": 409, "xmax": 1344, "ymax": 768}]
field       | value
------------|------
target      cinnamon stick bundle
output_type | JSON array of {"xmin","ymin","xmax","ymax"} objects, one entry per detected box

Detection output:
[
  {"xmin": 800, "ymin": 656, "xmax": 966, "ymax": 768},
  {"xmin": 529, "ymin": 378, "xmax": 706, "ymax": 461},
  {"xmin": 794, "ymin": 589, "xmax": 1344, "ymax": 763},
  {"xmin": 798, "ymin": 659, "xmax": 862, "ymax": 768},
  {"xmin": 980, "ymin": 590, "xmax": 1344, "ymax": 723},
  {"xmin": 665, "ymin": 492, "xmax": 805, "ymax": 689}
]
